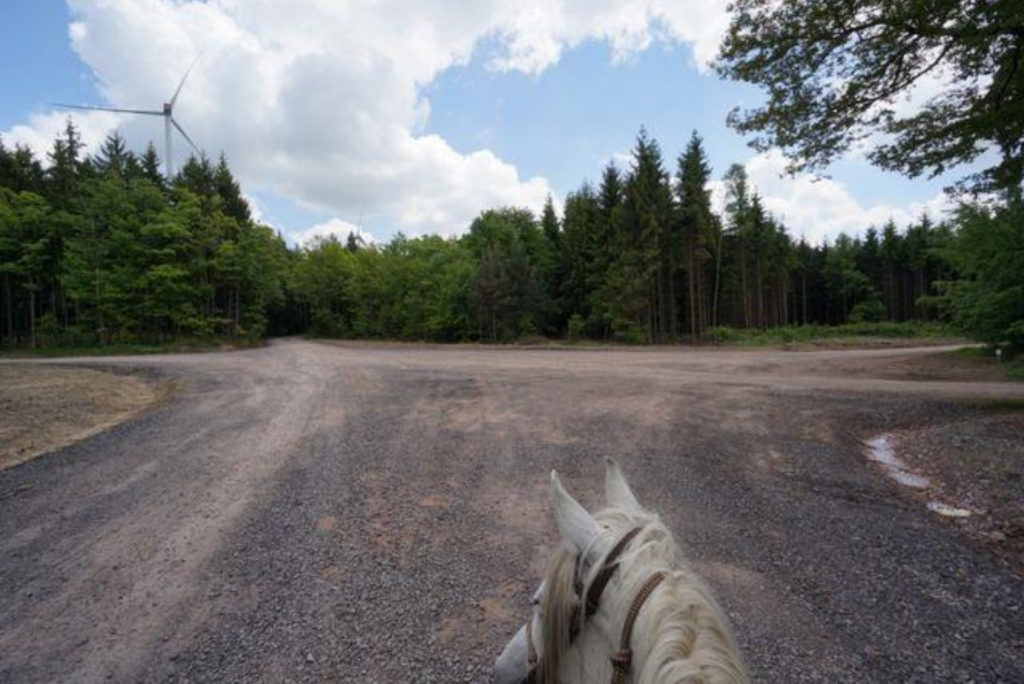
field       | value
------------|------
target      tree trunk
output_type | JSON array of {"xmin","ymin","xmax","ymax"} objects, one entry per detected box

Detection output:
[
  {"xmin": 94, "ymin": 258, "xmax": 104, "ymax": 343},
  {"xmin": 755, "ymin": 258, "xmax": 764, "ymax": 329},
  {"xmin": 887, "ymin": 269, "xmax": 896, "ymax": 321},
  {"xmin": 921, "ymin": 270, "xmax": 929, "ymax": 321},
  {"xmin": 697, "ymin": 267, "xmax": 704, "ymax": 334},
  {"xmin": 712, "ymin": 233, "xmax": 723, "ymax": 329},
  {"xmin": 801, "ymin": 272, "xmax": 807, "ymax": 325},
  {"xmin": 668, "ymin": 252, "xmax": 678, "ymax": 340},
  {"xmin": 61, "ymin": 287, "xmax": 68, "ymax": 330},
  {"xmin": 3, "ymin": 272, "xmax": 12, "ymax": 342},
  {"xmin": 647, "ymin": 279, "xmax": 655, "ymax": 343},
  {"xmin": 28, "ymin": 287, "xmax": 36, "ymax": 349},
  {"xmin": 686, "ymin": 247, "xmax": 696, "ymax": 341},
  {"xmin": 740, "ymin": 243, "xmax": 750, "ymax": 328}
]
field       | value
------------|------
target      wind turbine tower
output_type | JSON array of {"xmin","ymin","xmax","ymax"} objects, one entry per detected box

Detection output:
[{"xmin": 54, "ymin": 60, "xmax": 201, "ymax": 180}]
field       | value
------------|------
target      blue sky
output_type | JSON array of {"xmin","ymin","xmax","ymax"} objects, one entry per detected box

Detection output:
[
  {"xmin": 0, "ymin": 3, "xmax": 92, "ymax": 130},
  {"xmin": 2, "ymin": 1, "xmax": 960, "ymax": 245}
]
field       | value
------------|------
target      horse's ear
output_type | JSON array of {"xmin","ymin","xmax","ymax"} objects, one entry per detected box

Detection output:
[
  {"xmin": 605, "ymin": 458, "xmax": 641, "ymax": 511},
  {"xmin": 551, "ymin": 470, "xmax": 600, "ymax": 551}
]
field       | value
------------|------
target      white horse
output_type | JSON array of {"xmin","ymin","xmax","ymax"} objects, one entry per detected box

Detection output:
[{"xmin": 494, "ymin": 459, "xmax": 749, "ymax": 683}]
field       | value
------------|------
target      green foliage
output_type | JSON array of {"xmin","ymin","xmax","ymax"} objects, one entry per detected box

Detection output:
[
  {"xmin": 464, "ymin": 207, "xmax": 550, "ymax": 341},
  {"xmin": 939, "ymin": 201, "xmax": 1024, "ymax": 349},
  {"xmin": 294, "ymin": 233, "xmax": 475, "ymax": 342},
  {"xmin": 717, "ymin": 0, "xmax": 1024, "ymax": 193},
  {"xmin": 707, "ymin": 321, "xmax": 954, "ymax": 346},
  {"xmin": 848, "ymin": 298, "xmax": 886, "ymax": 324},
  {"xmin": 2, "ymin": 121, "xmax": 1013, "ymax": 350},
  {"xmin": 0, "ymin": 337, "xmax": 258, "ymax": 357},
  {"xmin": 566, "ymin": 314, "xmax": 585, "ymax": 342},
  {"xmin": 952, "ymin": 346, "xmax": 1024, "ymax": 382},
  {"xmin": 676, "ymin": 132, "xmax": 717, "ymax": 339},
  {"xmin": 284, "ymin": 125, "xmax": 964, "ymax": 347},
  {"xmin": 0, "ymin": 122, "xmax": 290, "ymax": 348}
]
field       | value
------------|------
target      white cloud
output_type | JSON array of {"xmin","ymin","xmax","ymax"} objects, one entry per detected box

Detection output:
[
  {"xmin": 241, "ymin": 192, "xmax": 263, "ymax": 223},
  {"xmin": 295, "ymin": 217, "xmax": 376, "ymax": 247},
  {"xmin": 486, "ymin": 1, "xmax": 729, "ymax": 74},
  {"xmin": 599, "ymin": 151, "xmax": 634, "ymax": 171},
  {"xmin": 710, "ymin": 150, "xmax": 956, "ymax": 244},
  {"xmin": 3, "ymin": 109, "xmax": 120, "ymax": 161},
  {"xmin": 7, "ymin": 1, "xmax": 951, "ymax": 245},
  {"xmin": 4, "ymin": 0, "xmax": 732, "ymax": 238}
]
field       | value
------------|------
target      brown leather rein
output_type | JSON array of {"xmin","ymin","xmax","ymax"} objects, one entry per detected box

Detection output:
[{"xmin": 523, "ymin": 526, "xmax": 667, "ymax": 684}]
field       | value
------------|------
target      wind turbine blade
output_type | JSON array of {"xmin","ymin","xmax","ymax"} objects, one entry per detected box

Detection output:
[
  {"xmin": 169, "ymin": 56, "xmax": 200, "ymax": 109},
  {"xmin": 170, "ymin": 117, "xmax": 201, "ymax": 155},
  {"xmin": 51, "ymin": 103, "xmax": 163, "ymax": 116}
]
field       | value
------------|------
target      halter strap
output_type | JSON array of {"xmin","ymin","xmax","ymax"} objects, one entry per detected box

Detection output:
[
  {"xmin": 585, "ymin": 526, "xmax": 643, "ymax": 619},
  {"xmin": 569, "ymin": 526, "xmax": 643, "ymax": 641},
  {"xmin": 523, "ymin": 526, "xmax": 645, "ymax": 683},
  {"xmin": 609, "ymin": 570, "xmax": 667, "ymax": 684}
]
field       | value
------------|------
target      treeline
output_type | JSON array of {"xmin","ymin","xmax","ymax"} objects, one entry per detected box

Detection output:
[
  {"xmin": 2, "ymin": 125, "xmax": 1019, "ymax": 349},
  {"xmin": 296, "ymin": 130, "xmax": 962, "ymax": 343},
  {"xmin": 0, "ymin": 122, "xmax": 296, "ymax": 347}
]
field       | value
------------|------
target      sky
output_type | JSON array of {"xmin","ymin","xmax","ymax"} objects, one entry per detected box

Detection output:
[{"xmin": 1, "ymin": 0, "xmax": 964, "ymax": 246}]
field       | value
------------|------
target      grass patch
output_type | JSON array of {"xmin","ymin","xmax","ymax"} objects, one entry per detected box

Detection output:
[
  {"xmin": 0, "ymin": 337, "xmax": 261, "ymax": 358},
  {"xmin": 962, "ymin": 398, "xmax": 1024, "ymax": 411},
  {"xmin": 952, "ymin": 346, "xmax": 1024, "ymax": 381},
  {"xmin": 706, "ymin": 321, "xmax": 958, "ymax": 347}
]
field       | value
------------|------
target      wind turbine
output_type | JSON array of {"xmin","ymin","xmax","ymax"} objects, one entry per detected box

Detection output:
[{"xmin": 53, "ymin": 60, "xmax": 201, "ymax": 180}]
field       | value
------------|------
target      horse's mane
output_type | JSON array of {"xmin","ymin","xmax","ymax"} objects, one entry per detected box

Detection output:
[{"xmin": 539, "ymin": 505, "xmax": 748, "ymax": 683}]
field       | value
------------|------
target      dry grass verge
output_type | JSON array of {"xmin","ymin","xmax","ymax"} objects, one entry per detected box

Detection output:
[{"xmin": 0, "ymin": 365, "xmax": 168, "ymax": 470}]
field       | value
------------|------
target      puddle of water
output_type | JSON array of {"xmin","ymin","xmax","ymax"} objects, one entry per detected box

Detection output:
[
  {"xmin": 864, "ymin": 436, "xmax": 899, "ymax": 467},
  {"xmin": 866, "ymin": 436, "xmax": 975, "ymax": 519},
  {"xmin": 926, "ymin": 501, "xmax": 973, "ymax": 518},
  {"xmin": 888, "ymin": 470, "xmax": 931, "ymax": 489},
  {"xmin": 864, "ymin": 435, "xmax": 931, "ymax": 490}
]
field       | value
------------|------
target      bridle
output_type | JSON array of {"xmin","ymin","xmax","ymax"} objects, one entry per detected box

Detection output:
[{"xmin": 522, "ymin": 526, "xmax": 667, "ymax": 684}]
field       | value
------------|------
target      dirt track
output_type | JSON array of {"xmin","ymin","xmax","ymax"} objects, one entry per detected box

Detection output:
[{"xmin": 0, "ymin": 340, "xmax": 1022, "ymax": 682}]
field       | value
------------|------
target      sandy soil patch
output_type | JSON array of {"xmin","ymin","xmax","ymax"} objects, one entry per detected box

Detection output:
[{"xmin": 0, "ymin": 365, "xmax": 164, "ymax": 470}]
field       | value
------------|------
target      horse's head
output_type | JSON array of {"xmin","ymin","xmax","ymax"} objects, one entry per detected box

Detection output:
[{"xmin": 494, "ymin": 458, "xmax": 647, "ymax": 684}]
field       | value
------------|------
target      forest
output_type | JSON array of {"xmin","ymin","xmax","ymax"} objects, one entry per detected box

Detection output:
[
  {"xmin": 0, "ymin": 123, "xmax": 297, "ymax": 348},
  {"xmin": 0, "ymin": 122, "xmax": 1020, "ymax": 350}
]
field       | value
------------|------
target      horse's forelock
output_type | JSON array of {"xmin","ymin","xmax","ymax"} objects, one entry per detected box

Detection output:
[
  {"xmin": 538, "ymin": 506, "xmax": 650, "ymax": 683},
  {"xmin": 533, "ymin": 504, "xmax": 747, "ymax": 683},
  {"xmin": 539, "ymin": 546, "xmax": 577, "ymax": 684}
]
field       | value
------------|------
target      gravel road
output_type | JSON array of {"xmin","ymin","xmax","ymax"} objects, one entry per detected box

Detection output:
[{"xmin": 1, "ymin": 339, "xmax": 1022, "ymax": 682}]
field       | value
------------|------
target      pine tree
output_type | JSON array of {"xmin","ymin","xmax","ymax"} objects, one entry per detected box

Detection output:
[
  {"xmin": 95, "ymin": 132, "xmax": 130, "ymax": 179},
  {"xmin": 0, "ymin": 137, "xmax": 45, "ymax": 193},
  {"xmin": 561, "ymin": 184, "xmax": 601, "ymax": 332},
  {"xmin": 722, "ymin": 164, "xmax": 751, "ymax": 327},
  {"xmin": 539, "ymin": 195, "xmax": 566, "ymax": 332},
  {"xmin": 676, "ymin": 132, "xmax": 715, "ymax": 340},
  {"xmin": 617, "ymin": 128, "xmax": 673, "ymax": 342},
  {"xmin": 140, "ymin": 143, "xmax": 165, "ymax": 188},
  {"xmin": 214, "ymin": 154, "xmax": 251, "ymax": 224},
  {"xmin": 46, "ymin": 119, "xmax": 84, "ymax": 211}
]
